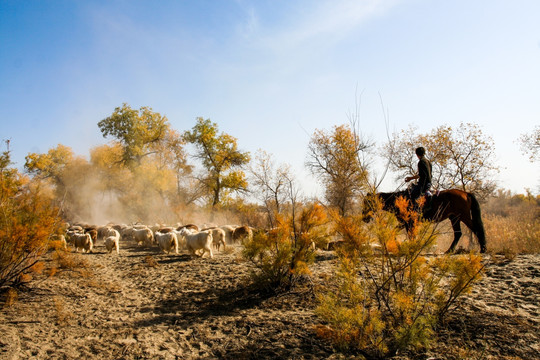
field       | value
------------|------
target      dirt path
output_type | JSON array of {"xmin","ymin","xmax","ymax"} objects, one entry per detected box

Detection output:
[{"xmin": 0, "ymin": 244, "xmax": 538, "ymax": 359}]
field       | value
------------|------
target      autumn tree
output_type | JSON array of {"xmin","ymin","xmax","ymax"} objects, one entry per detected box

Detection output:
[
  {"xmin": 383, "ymin": 123, "xmax": 498, "ymax": 199},
  {"xmin": 518, "ymin": 125, "xmax": 540, "ymax": 162},
  {"xmin": 90, "ymin": 141, "xmax": 192, "ymax": 223},
  {"xmin": 98, "ymin": 103, "xmax": 171, "ymax": 168},
  {"xmin": 183, "ymin": 117, "xmax": 250, "ymax": 208},
  {"xmin": 89, "ymin": 142, "xmax": 128, "ymax": 193},
  {"xmin": 306, "ymin": 124, "xmax": 370, "ymax": 215},
  {"xmin": 95, "ymin": 104, "xmax": 194, "ymax": 221},
  {"xmin": 25, "ymin": 144, "xmax": 94, "ymax": 219},
  {"xmin": 25, "ymin": 144, "xmax": 76, "ymax": 183},
  {"xmin": 249, "ymin": 150, "xmax": 292, "ymax": 227}
]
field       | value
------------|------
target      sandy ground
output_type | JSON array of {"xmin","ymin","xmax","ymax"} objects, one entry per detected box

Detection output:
[{"xmin": 0, "ymin": 241, "xmax": 538, "ymax": 360}]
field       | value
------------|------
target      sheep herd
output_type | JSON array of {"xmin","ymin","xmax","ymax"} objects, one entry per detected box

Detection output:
[{"xmin": 61, "ymin": 222, "xmax": 253, "ymax": 258}]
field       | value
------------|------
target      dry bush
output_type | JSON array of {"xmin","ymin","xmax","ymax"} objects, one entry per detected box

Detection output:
[
  {"xmin": 482, "ymin": 191, "xmax": 540, "ymax": 254},
  {"xmin": 53, "ymin": 296, "xmax": 72, "ymax": 326},
  {"xmin": 1, "ymin": 287, "xmax": 18, "ymax": 308},
  {"xmin": 243, "ymin": 203, "xmax": 330, "ymax": 291},
  {"xmin": 483, "ymin": 213, "xmax": 540, "ymax": 254},
  {"xmin": 53, "ymin": 251, "xmax": 89, "ymax": 270},
  {"xmin": 0, "ymin": 150, "xmax": 63, "ymax": 289},
  {"xmin": 51, "ymin": 251, "xmax": 92, "ymax": 279},
  {"xmin": 144, "ymin": 255, "xmax": 159, "ymax": 268},
  {"xmin": 316, "ymin": 197, "xmax": 484, "ymax": 359}
]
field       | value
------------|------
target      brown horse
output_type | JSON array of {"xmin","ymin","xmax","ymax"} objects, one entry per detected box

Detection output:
[{"xmin": 362, "ymin": 189, "xmax": 487, "ymax": 253}]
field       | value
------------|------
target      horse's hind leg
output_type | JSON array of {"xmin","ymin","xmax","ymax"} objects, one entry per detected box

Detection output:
[
  {"xmin": 446, "ymin": 216, "xmax": 462, "ymax": 254},
  {"xmin": 460, "ymin": 214, "xmax": 487, "ymax": 253}
]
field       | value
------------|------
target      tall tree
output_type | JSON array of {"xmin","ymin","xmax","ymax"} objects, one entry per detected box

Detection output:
[
  {"xmin": 306, "ymin": 124, "xmax": 370, "ymax": 215},
  {"xmin": 382, "ymin": 122, "xmax": 498, "ymax": 198},
  {"xmin": 249, "ymin": 150, "xmax": 292, "ymax": 227},
  {"xmin": 98, "ymin": 103, "xmax": 170, "ymax": 167},
  {"xmin": 184, "ymin": 117, "xmax": 250, "ymax": 207},
  {"xmin": 24, "ymin": 144, "xmax": 76, "ymax": 184},
  {"xmin": 25, "ymin": 144, "xmax": 93, "ymax": 219},
  {"xmin": 518, "ymin": 125, "xmax": 540, "ymax": 163}
]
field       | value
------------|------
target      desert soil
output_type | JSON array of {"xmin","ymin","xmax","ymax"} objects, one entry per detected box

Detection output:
[{"xmin": 0, "ymin": 242, "xmax": 538, "ymax": 360}]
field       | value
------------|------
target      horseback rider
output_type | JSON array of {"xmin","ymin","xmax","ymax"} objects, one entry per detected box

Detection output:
[{"xmin": 405, "ymin": 147, "xmax": 432, "ymax": 207}]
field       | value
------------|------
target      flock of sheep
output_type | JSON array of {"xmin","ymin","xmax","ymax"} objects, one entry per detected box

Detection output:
[{"xmin": 61, "ymin": 222, "xmax": 253, "ymax": 258}]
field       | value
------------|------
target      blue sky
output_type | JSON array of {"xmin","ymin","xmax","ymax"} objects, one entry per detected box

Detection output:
[{"xmin": 1, "ymin": 0, "xmax": 539, "ymax": 195}]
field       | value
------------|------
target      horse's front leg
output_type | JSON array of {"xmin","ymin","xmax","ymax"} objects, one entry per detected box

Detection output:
[{"xmin": 446, "ymin": 216, "xmax": 462, "ymax": 254}]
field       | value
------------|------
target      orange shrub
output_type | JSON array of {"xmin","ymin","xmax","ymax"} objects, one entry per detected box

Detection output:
[
  {"xmin": 0, "ymin": 150, "xmax": 63, "ymax": 289},
  {"xmin": 316, "ymin": 197, "xmax": 484, "ymax": 358},
  {"xmin": 243, "ymin": 203, "xmax": 331, "ymax": 291}
]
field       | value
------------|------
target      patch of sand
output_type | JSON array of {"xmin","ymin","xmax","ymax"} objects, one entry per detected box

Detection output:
[{"xmin": 1, "ymin": 243, "xmax": 538, "ymax": 359}]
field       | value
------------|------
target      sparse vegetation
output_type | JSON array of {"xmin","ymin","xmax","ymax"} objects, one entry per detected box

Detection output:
[
  {"xmin": 0, "ymin": 147, "xmax": 63, "ymax": 290},
  {"xmin": 315, "ymin": 197, "xmax": 484, "ymax": 358},
  {"xmin": 482, "ymin": 190, "xmax": 540, "ymax": 254},
  {"xmin": 1, "ymin": 107, "xmax": 538, "ymax": 359},
  {"xmin": 243, "ymin": 203, "xmax": 330, "ymax": 291}
]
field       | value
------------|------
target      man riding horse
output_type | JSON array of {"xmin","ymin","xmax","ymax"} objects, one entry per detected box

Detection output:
[
  {"xmin": 362, "ymin": 146, "xmax": 487, "ymax": 253},
  {"xmin": 405, "ymin": 146, "xmax": 432, "ymax": 208}
]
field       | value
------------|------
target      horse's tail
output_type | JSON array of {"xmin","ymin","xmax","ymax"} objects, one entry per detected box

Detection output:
[{"xmin": 469, "ymin": 193, "xmax": 487, "ymax": 253}]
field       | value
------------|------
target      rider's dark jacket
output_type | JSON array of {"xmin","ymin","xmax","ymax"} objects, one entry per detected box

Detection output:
[{"xmin": 417, "ymin": 157, "xmax": 432, "ymax": 192}]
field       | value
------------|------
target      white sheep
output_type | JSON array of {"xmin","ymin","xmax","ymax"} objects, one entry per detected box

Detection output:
[
  {"xmin": 178, "ymin": 228, "xmax": 214, "ymax": 258},
  {"xmin": 203, "ymin": 227, "xmax": 226, "ymax": 251},
  {"xmin": 104, "ymin": 236, "xmax": 120, "ymax": 254},
  {"xmin": 105, "ymin": 227, "xmax": 120, "ymax": 239},
  {"xmin": 104, "ymin": 228, "xmax": 120, "ymax": 254},
  {"xmin": 71, "ymin": 233, "xmax": 93, "ymax": 253},
  {"xmin": 155, "ymin": 231, "xmax": 179, "ymax": 254},
  {"xmin": 65, "ymin": 226, "xmax": 84, "ymax": 245},
  {"xmin": 133, "ymin": 227, "xmax": 154, "ymax": 247}
]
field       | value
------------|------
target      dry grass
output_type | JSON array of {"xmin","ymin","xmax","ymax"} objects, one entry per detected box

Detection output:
[
  {"xmin": 144, "ymin": 255, "xmax": 159, "ymax": 268},
  {"xmin": 483, "ymin": 213, "xmax": 540, "ymax": 254},
  {"xmin": 53, "ymin": 250, "xmax": 90, "ymax": 270},
  {"xmin": 1, "ymin": 288, "xmax": 18, "ymax": 308},
  {"xmin": 483, "ymin": 193, "xmax": 540, "ymax": 254},
  {"xmin": 53, "ymin": 296, "xmax": 72, "ymax": 326},
  {"xmin": 50, "ymin": 250, "xmax": 94, "ymax": 280},
  {"xmin": 221, "ymin": 245, "xmax": 236, "ymax": 255}
]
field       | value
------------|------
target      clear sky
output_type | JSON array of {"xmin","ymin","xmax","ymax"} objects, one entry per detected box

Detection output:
[{"xmin": 1, "ymin": 0, "xmax": 539, "ymax": 195}]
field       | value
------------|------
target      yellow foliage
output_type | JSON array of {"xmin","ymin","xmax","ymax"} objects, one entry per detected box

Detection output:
[
  {"xmin": 386, "ymin": 238, "xmax": 400, "ymax": 255},
  {"xmin": 243, "ymin": 203, "xmax": 329, "ymax": 291},
  {"xmin": 307, "ymin": 124, "xmax": 369, "ymax": 215},
  {"xmin": 317, "ymin": 210, "xmax": 484, "ymax": 358},
  {"xmin": 1, "ymin": 151, "xmax": 62, "ymax": 288}
]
